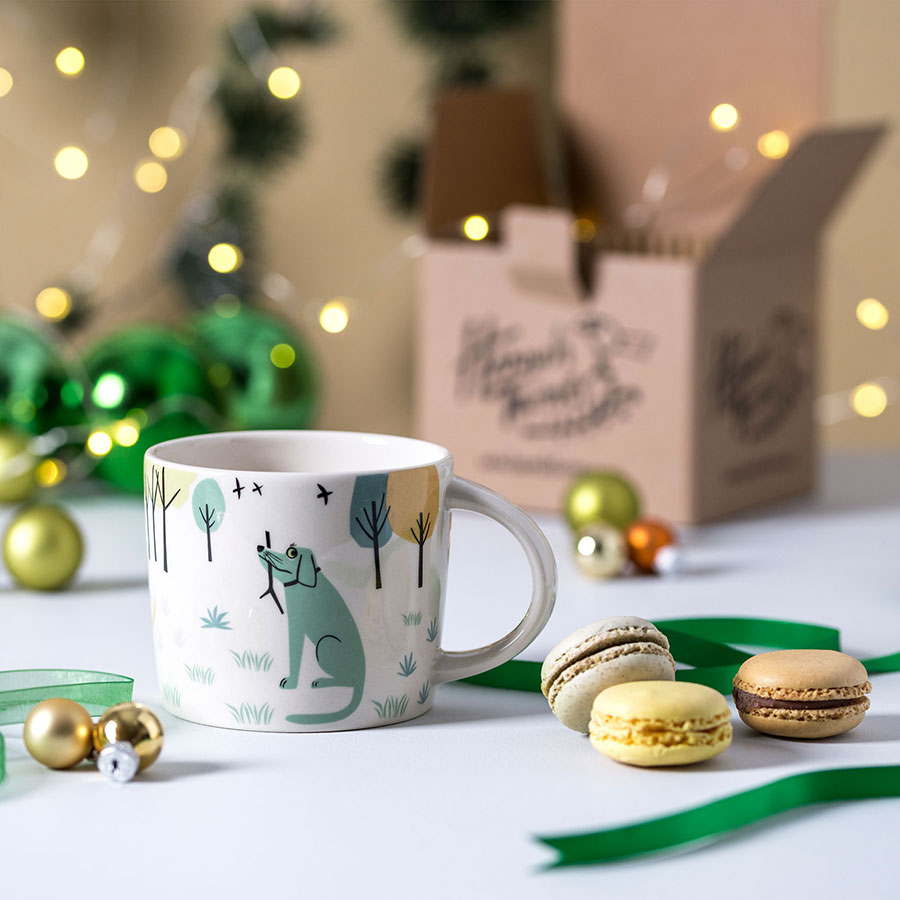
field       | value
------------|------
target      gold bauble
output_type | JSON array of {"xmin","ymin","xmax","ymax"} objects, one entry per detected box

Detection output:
[
  {"xmin": 574, "ymin": 522, "xmax": 627, "ymax": 578},
  {"xmin": 23, "ymin": 698, "xmax": 94, "ymax": 769},
  {"xmin": 94, "ymin": 702, "xmax": 164, "ymax": 772},
  {"xmin": 564, "ymin": 471, "xmax": 641, "ymax": 532},
  {"xmin": 0, "ymin": 427, "xmax": 36, "ymax": 503},
  {"xmin": 2, "ymin": 503, "xmax": 83, "ymax": 590}
]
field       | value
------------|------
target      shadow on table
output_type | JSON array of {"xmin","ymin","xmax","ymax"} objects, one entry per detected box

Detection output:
[
  {"xmin": 830, "ymin": 713, "xmax": 900, "ymax": 744},
  {"xmin": 396, "ymin": 686, "xmax": 548, "ymax": 728},
  {"xmin": 140, "ymin": 760, "xmax": 232, "ymax": 782}
]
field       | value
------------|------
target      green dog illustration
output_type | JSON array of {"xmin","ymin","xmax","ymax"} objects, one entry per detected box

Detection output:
[{"xmin": 257, "ymin": 542, "xmax": 365, "ymax": 724}]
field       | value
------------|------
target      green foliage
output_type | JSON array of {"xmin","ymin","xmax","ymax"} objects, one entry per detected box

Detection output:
[
  {"xmin": 162, "ymin": 683, "xmax": 182, "ymax": 708},
  {"xmin": 226, "ymin": 701, "xmax": 274, "ymax": 725},
  {"xmin": 388, "ymin": 0, "xmax": 548, "ymax": 45},
  {"xmin": 401, "ymin": 611, "xmax": 422, "ymax": 626},
  {"xmin": 201, "ymin": 605, "xmax": 233, "ymax": 629},
  {"xmin": 184, "ymin": 663, "xmax": 216, "ymax": 685},
  {"xmin": 229, "ymin": 649, "xmax": 274, "ymax": 671},
  {"xmin": 398, "ymin": 653, "xmax": 417, "ymax": 677},
  {"xmin": 417, "ymin": 680, "xmax": 431, "ymax": 705},
  {"xmin": 224, "ymin": 5, "xmax": 339, "ymax": 64},
  {"xmin": 379, "ymin": 138, "xmax": 424, "ymax": 217},
  {"xmin": 434, "ymin": 55, "xmax": 494, "ymax": 89},
  {"xmin": 426, "ymin": 617, "xmax": 439, "ymax": 642},
  {"xmin": 372, "ymin": 694, "xmax": 409, "ymax": 720}
]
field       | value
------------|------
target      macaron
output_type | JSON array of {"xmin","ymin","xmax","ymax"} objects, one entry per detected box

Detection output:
[
  {"xmin": 541, "ymin": 616, "xmax": 675, "ymax": 733},
  {"xmin": 589, "ymin": 680, "xmax": 732, "ymax": 767},
  {"xmin": 733, "ymin": 649, "xmax": 871, "ymax": 738}
]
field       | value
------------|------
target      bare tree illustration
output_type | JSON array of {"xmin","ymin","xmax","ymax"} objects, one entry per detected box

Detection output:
[
  {"xmin": 144, "ymin": 465, "xmax": 157, "ymax": 561},
  {"xmin": 192, "ymin": 478, "xmax": 226, "ymax": 562},
  {"xmin": 350, "ymin": 473, "xmax": 391, "ymax": 590},
  {"xmin": 148, "ymin": 465, "xmax": 194, "ymax": 573},
  {"xmin": 387, "ymin": 465, "xmax": 439, "ymax": 588}
]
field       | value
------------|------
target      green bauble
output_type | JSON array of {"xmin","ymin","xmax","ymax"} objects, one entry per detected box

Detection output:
[
  {"xmin": 82, "ymin": 326, "xmax": 221, "ymax": 493},
  {"xmin": 0, "ymin": 316, "xmax": 88, "ymax": 436},
  {"xmin": 193, "ymin": 308, "xmax": 318, "ymax": 430},
  {"xmin": 564, "ymin": 471, "xmax": 642, "ymax": 532}
]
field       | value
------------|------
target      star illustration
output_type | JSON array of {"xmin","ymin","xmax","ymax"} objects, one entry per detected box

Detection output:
[
  {"xmin": 316, "ymin": 483, "xmax": 333, "ymax": 505},
  {"xmin": 232, "ymin": 477, "xmax": 245, "ymax": 499}
]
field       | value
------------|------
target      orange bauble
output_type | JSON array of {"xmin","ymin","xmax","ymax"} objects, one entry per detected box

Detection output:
[{"xmin": 626, "ymin": 519, "xmax": 676, "ymax": 572}]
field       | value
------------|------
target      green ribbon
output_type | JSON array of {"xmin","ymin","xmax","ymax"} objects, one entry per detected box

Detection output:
[
  {"xmin": 0, "ymin": 669, "xmax": 134, "ymax": 784},
  {"xmin": 460, "ymin": 616, "xmax": 900, "ymax": 868},
  {"xmin": 538, "ymin": 765, "xmax": 900, "ymax": 867}
]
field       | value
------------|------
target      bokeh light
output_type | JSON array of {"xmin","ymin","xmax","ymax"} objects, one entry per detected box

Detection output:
[
  {"xmin": 270, "ymin": 343, "xmax": 296, "ymax": 368},
  {"xmin": 208, "ymin": 362, "xmax": 232, "ymax": 387},
  {"xmin": 35, "ymin": 458, "xmax": 67, "ymax": 487},
  {"xmin": 709, "ymin": 103, "xmax": 739, "ymax": 132},
  {"xmin": 92, "ymin": 372, "xmax": 126, "ymax": 409},
  {"xmin": 87, "ymin": 430, "xmax": 113, "ymax": 456},
  {"xmin": 35, "ymin": 286, "xmax": 72, "ymax": 321},
  {"xmin": 0, "ymin": 68, "xmax": 12, "ymax": 97},
  {"xmin": 576, "ymin": 535, "xmax": 597, "ymax": 557},
  {"xmin": 572, "ymin": 218, "xmax": 597, "ymax": 243},
  {"xmin": 214, "ymin": 294, "xmax": 242, "ymax": 318},
  {"xmin": 319, "ymin": 299, "xmax": 349, "ymax": 334},
  {"xmin": 112, "ymin": 419, "xmax": 140, "ymax": 447},
  {"xmin": 757, "ymin": 129, "xmax": 790, "ymax": 159},
  {"xmin": 148, "ymin": 126, "xmax": 185, "ymax": 160},
  {"xmin": 54, "ymin": 146, "xmax": 89, "ymax": 180},
  {"xmin": 856, "ymin": 298, "xmax": 889, "ymax": 331},
  {"xmin": 851, "ymin": 382, "xmax": 888, "ymax": 418},
  {"xmin": 55, "ymin": 47, "xmax": 85, "ymax": 77},
  {"xmin": 267, "ymin": 66, "xmax": 301, "ymax": 99},
  {"xmin": 134, "ymin": 159, "xmax": 167, "ymax": 193},
  {"xmin": 462, "ymin": 215, "xmax": 490, "ymax": 241},
  {"xmin": 208, "ymin": 243, "xmax": 242, "ymax": 273}
]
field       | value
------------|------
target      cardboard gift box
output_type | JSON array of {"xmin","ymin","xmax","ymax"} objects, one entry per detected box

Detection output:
[{"xmin": 414, "ymin": 0, "xmax": 883, "ymax": 522}]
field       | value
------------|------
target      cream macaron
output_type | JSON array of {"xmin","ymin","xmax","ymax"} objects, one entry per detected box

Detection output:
[
  {"xmin": 590, "ymin": 680, "xmax": 732, "ymax": 766},
  {"xmin": 541, "ymin": 616, "xmax": 676, "ymax": 732}
]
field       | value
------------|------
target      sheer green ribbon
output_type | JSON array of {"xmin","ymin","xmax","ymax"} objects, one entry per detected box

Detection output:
[
  {"xmin": 459, "ymin": 616, "xmax": 900, "ymax": 867},
  {"xmin": 460, "ymin": 616, "xmax": 900, "ymax": 693},
  {"xmin": 538, "ymin": 765, "xmax": 900, "ymax": 867},
  {"xmin": 0, "ymin": 669, "xmax": 134, "ymax": 784}
]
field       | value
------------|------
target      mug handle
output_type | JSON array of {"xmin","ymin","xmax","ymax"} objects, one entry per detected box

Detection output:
[{"xmin": 432, "ymin": 475, "xmax": 557, "ymax": 684}]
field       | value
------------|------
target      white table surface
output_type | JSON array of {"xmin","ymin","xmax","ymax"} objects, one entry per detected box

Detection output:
[{"xmin": 1, "ymin": 453, "xmax": 899, "ymax": 899}]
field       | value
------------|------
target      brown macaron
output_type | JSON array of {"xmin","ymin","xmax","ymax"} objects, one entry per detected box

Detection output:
[{"xmin": 733, "ymin": 649, "xmax": 871, "ymax": 739}]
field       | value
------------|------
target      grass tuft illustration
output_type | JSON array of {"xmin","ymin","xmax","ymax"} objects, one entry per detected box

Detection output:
[
  {"xmin": 372, "ymin": 694, "xmax": 409, "ymax": 720},
  {"xmin": 184, "ymin": 663, "xmax": 216, "ymax": 685},
  {"xmin": 225, "ymin": 702, "xmax": 274, "ymax": 725},
  {"xmin": 200, "ymin": 605, "xmax": 232, "ymax": 630},
  {"xmin": 417, "ymin": 680, "xmax": 431, "ymax": 705},
  {"xmin": 162, "ymin": 683, "xmax": 181, "ymax": 708},
  {"xmin": 426, "ymin": 617, "xmax": 438, "ymax": 642},
  {"xmin": 401, "ymin": 611, "xmax": 422, "ymax": 626},
  {"xmin": 229, "ymin": 649, "xmax": 274, "ymax": 671},
  {"xmin": 397, "ymin": 652, "xmax": 417, "ymax": 677}
]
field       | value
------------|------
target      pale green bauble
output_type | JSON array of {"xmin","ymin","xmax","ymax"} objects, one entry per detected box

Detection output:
[{"xmin": 564, "ymin": 471, "xmax": 641, "ymax": 532}]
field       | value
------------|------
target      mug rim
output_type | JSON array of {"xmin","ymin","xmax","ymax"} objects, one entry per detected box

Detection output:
[{"xmin": 144, "ymin": 429, "xmax": 453, "ymax": 478}]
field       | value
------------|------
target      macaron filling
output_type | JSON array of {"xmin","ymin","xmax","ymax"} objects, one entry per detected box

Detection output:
[{"xmin": 733, "ymin": 688, "xmax": 865, "ymax": 713}]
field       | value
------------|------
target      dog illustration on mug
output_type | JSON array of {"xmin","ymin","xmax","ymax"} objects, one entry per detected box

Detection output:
[{"xmin": 257, "ymin": 541, "xmax": 365, "ymax": 724}]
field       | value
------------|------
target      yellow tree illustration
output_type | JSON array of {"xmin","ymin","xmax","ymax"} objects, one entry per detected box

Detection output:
[{"xmin": 386, "ymin": 465, "xmax": 439, "ymax": 589}]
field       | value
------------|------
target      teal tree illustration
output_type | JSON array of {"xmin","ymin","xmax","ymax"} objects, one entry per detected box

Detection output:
[
  {"xmin": 350, "ymin": 473, "xmax": 391, "ymax": 589},
  {"xmin": 193, "ymin": 478, "xmax": 226, "ymax": 562}
]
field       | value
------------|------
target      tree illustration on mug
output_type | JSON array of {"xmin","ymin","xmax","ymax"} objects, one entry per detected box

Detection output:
[
  {"xmin": 192, "ymin": 478, "xmax": 226, "ymax": 562},
  {"xmin": 350, "ymin": 473, "xmax": 391, "ymax": 589},
  {"xmin": 144, "ymin": 463, "xmax": 194, "ymax": 573},
  {"xmin": 387, "ymin": 465, "xmax": 439, "ymax": 588}
]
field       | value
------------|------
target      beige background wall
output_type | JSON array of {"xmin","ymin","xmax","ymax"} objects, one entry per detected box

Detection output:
[{"xmin": 0, "ymin": 0, "xmax": 896, "ymax": 445}]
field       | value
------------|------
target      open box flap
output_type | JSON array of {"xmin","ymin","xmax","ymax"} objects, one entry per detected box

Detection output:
[{"xmin": 709, "ymin": 125, "xmax": 885, "ymax": 260}]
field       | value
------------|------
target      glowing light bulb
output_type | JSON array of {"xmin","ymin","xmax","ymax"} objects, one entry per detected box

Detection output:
[
  {"xmin": 54, "ymin": 146, "xmax": 89, "ymax": 180},
  {"xmin": 757, "ymin": 129, "xmax": 790, "ymax": 159},
  {"xmin": 55, "ymin": 47, "xmax": 85, "ymax": 76},
  {"xmin": 208, "ymin": 243, "xmax": 242, "ymax": 273},
  {"xmin": 35, "ymin": 458, "xmax": 67, "ymax": 487},
  {"xmin": 92, "ymin": 372, "xmax": 126, "ymax": 409},
  {"xmin": 134, "ymin": 159, "xmax": 167, "ymax": 193},
  {"xmin": 319, "ymin": 300, "xmax": 349, "ymax": 334},
  {"xmin": 35, "ymin": 286, "xmax": 72, "ymax": 321},
  {"xmin": 112, "ymin": 419, "xmax": 140, "ymax": 447},
  {"xmin": 851, "ymin": 382, "xmax": 888, "ymax": 418},
  {"xmin": 572, "ymin": 218, "xmax": 596, "ymax": 243},
  {"xmin": 856, "ymin": 298, "xmax": 889, "ymax": 331},
  {"xmin": 270, "ymin": 343, "xmax": 295, "ymax": 368},
  {"xmin": 0, "ymin": 68, "xmax": 12, "ymax": 97},
  {"xmin": 267, "ymin": 66, "xmax": 301, "ymax": 100},
  {"xmin": 462, "ymin": 215, "xmax": 489, "ymax": 241},
  {"xmin": 87, "ymin": 430, "xmax": 113, "ymax": 456},
  {"xmin": 148, "ymin": 126, "xmax": 185, "ymax": 160},
  {"xmin": 709, "ymin": 103, "xmax": 739, "ymax": 132}
]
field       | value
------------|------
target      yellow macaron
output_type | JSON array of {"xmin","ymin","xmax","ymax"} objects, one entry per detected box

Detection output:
[{"xmin": 589, "ymin": 681, "xmax": 732, "ymax": 767}]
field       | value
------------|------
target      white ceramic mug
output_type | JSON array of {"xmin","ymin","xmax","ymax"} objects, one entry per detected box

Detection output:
[{"xmin": 144, "ymin": 430, "xmax": 556, "ymax": 731}]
